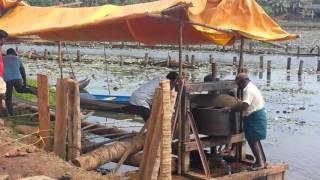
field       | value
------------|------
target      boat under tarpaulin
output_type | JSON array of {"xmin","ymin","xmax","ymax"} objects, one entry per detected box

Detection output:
[{"xmin": 0, "ymin": 0, "xmax": 297, "ymax": 45}]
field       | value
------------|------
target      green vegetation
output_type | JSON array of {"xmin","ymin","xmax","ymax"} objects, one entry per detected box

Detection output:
[
  {"xmin": 13, "ymin": 79, "xmax": 56, "ymax": 105},
  {"xmin": 256, "ymin": 0, "xmax": 312, "ymax": 16}
]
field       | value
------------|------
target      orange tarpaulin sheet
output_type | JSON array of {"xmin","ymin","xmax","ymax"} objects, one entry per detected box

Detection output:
[{"xmin": 0, "ymin": 0, "xmax": 297, "ymax": 45}]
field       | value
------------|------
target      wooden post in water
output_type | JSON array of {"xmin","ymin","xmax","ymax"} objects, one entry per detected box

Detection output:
[
  {"xmin": 259, "ymin": 56, "xmax": 264, "ymax": 69},
  {"xmin": 54, "ymin": 78, "xmax": 68, "ymax": 160},
  {"xmin": 211, "ymin": 62, "xmax": 217, "ymax": 81},
  {"xmin": 297, "ymin": 46, "xmax": 300, "ymax": 55},
  {"xmin": 144, "ymin": 53, "xmax": 149, "ymax": 66},
  {"xmin": 267, "ymin": 61, "xmax": 271, "ymax": 80},
  {"xmin": 191, "ymin": 55, "xmax": 195, "ymax": 66},
  {"xmin": 209, "ymin": 55, "xmax": 213, "ymax": 64},
  {"xmin": 37, "ymin": 74, "xmax": 50, "ymax": 151},
  {"xmin": 317, "ymin": 60, "xmax": 320, "ymax": 72},
  {"xmin": 287, "ymin": 57, "xmax": 291, "ymax": 71},
  {"xmin": 233, "ymin": 56, "xmax": 237, "ymax": 66},
  {"xmin": 285, "ymin": 44, "xmax": 289, "ymax": 53},
  {"xmin": 119, "ymin": 55, "xmax": 123, "ymax": 66},
  {"xmin": 298, "ymin": 60, "xmax": 304, "ymax": 76},
  {"xmin": 76, "ymin": 49, "xmax": 81, "ymax": 62},
  {"xmin": 167, "ymin": 55, "xmax": 171, "ymax": 67},
  {"xmin": 249, "ymin": 42, "xmax": 253, "ymax": 53},
  {"xmin": 44, "ymin": 49, "xmax": 48, "ymax": 59},
  {"xmin": 185, "ymin": 54, "xmax": 189, "ymax": 64},
  {"xmin": 66, "ymin": 79, "xmax": 81, "ymax": 160}
]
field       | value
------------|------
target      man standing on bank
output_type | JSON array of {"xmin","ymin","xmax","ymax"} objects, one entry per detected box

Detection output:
[
  {"xmin": 3, "ymin": 48, "xmax": 35, "ymax": 116},
  {"xmin": 222, "ymin": 73, "xmax": 267, "ymax": 171},
  {"xmin": 0, "ymin": 29, "xmax": 8, "ymax": 113}
]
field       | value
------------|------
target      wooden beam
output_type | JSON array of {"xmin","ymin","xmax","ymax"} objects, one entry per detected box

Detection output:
[
  {"xmin": 183, "ymin": 133, "xmax": 245, "ymax": 152},
  {"xmin": 184, "ymin": 163, "xmax": 288, "ymax": 180},
  {"xmin": 185, "ymin": 81, "xmax": 237, "ymax": 93},
  {"xmin": 160, "ymin": 80, "xmax": 172, "ymax": 180},
  {"xmin": 53, "ymin": 78, "xmax": 68, "ymax": 159},
  {"xmin": 66, "ymin": 79, "xmax": 81, "ymax": 160},
  {"xmin": 37, "ymin": 74, "xmax": 50, "ymax": 151}
]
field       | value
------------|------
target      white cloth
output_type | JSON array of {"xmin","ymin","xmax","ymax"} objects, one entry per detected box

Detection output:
[
  {"xmin": 0, "ymin": 76, "xmax": 6, "ymax": 94},
  {"xmin": 129, "ymin": 76, "xmax": 164, "ymax": 109},
  {"xmin": 242, "ymin": 82, "xmax": 264, "ymax": 116}
]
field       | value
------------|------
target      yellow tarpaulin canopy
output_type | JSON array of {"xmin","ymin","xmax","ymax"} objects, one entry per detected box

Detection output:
[{"xmin": 0, "ymin": 0, "xmax": 297, "ymax": 45}]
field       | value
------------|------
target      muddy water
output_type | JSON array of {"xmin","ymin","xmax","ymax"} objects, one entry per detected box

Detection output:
[{"xmin": 4, "ymin": 44, "xmax": 320, "ymax": 179}]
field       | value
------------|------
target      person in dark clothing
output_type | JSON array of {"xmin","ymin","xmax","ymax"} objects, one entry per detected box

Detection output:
[{"xmin": 3, "ymin": 48, "xmax": 35, "ymax": 116}]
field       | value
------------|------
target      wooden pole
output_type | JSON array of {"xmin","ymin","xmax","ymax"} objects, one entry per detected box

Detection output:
[
  {"xmin": 167, "ymin": 55, "xmax": 171, "ymax": 67},
  {"xmin": 76, "ymin": 49, "xmax": 81, "ymax": 62},
  {"xmin": 298, "ymin": 60, "xmax": 304, "ymax": 76},
  {"xmin": 259, "ymin": 56, "xmax": 264, "ymax": 69},
  {"xmin": 267, "ymin": 61, "xmax": 271, "ymax": 81},
  {"xmin": 58, "ymin": 41, "xmax": 63, "ymax": 79},
  {"xmin": 233, "ymin": 56, "xmax": 237, "ymax": 66},
  {"xmin": 37, "ymin": 74, "xmax": 50, "ymax": 151},
  {"xmin": 44, "ymin": 49, "xmax": 48, "ymax": 59},
  {"xmin": 53, "ymin": 78, "xmax": 68, "ymax": 159},
  {"xmin": 119, "ymin": 55, "xmax": 123, "ymax": 66},
  {"xmin": 317, "ymin": 60, "xmax": 320, "ymax": 72},
  {"xmin": 191, "ymin": 55, "xmax": 195, "ymax": 66},
  {"xmin": 238, "ymin": 38, "xmax": 245, "ymax": 74},
  {"xmin": 287, "ymin": 57, "xmax": 291, "ymax": 71},
  {"xmin": 209, "ymin": 55, "xmax": 213, "ymax": 64},
  {"xmin": 297, "ymin": 46, "xmax": 300, "ymax": 55},
  {"xmin": 211, "ymin": 62, "xmax": 217, "ymax": 81},
  {"xmin": 185, "ymin": 54, "xmax": 189, "ymax": 64},
  {"xmin": 160, "ymin": 80, "xmax": 172, "ymax": 180},
  {"xmin": 66, "ymin": 79, "xmax": 81, "ymax": 160},
  {"xmin": 178, "ymin": 20, "xmax": 183, "ymax": 76},
  {"xmin": 144, "ymin": 53, "xmax": 149, "ymax": 66}
]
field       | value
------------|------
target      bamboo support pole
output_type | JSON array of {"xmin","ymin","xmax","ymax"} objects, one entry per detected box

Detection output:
[
  {"xmin": 66, "ymin": 79, "xmax": 81, "ymax": 160},
  {"xmin": 160, "ymin": 80, "xmax": 172, "ymax": 180},
  {"xmin": 37, "ymin": 74, "xmax": 50, "ymax": 151},
  {"xmin": 238, "ymin": 38, "xmax": 245, "ymax": 74},
  {"xmin": 58, "ymin": 41, "xmax": 63, "ymax": 79},
  {"xmin": 53, "ymin": 78, "xmax": 68, "ymax": 159}
]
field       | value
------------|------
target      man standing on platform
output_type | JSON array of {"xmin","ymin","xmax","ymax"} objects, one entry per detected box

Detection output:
[
  {"xmin": 222, "ymin": 73, "xmax": 267, "ymax": 171},
  {"xmin": 0, "ymin": 29, "xmax": 8, "ymax": 114}
]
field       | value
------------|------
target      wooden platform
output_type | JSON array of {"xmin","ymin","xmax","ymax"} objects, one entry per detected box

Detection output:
[{"xmin": 185, "ymin": 163, "xmax": 288, "ymax": 180}]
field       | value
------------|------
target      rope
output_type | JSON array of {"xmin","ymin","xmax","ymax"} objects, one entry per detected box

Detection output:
[
  {"xmin": 0, "ymin": 129, "xmax": 50, "ymax": 148},
  {"xmin": 0, "ymin": 134, "xmax": 53, "ymax": 159}
]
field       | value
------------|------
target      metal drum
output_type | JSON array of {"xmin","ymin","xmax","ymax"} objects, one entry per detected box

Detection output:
[{"xmin": 192, "ymin": 108, "xmax": 240, "ymax": 136}]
